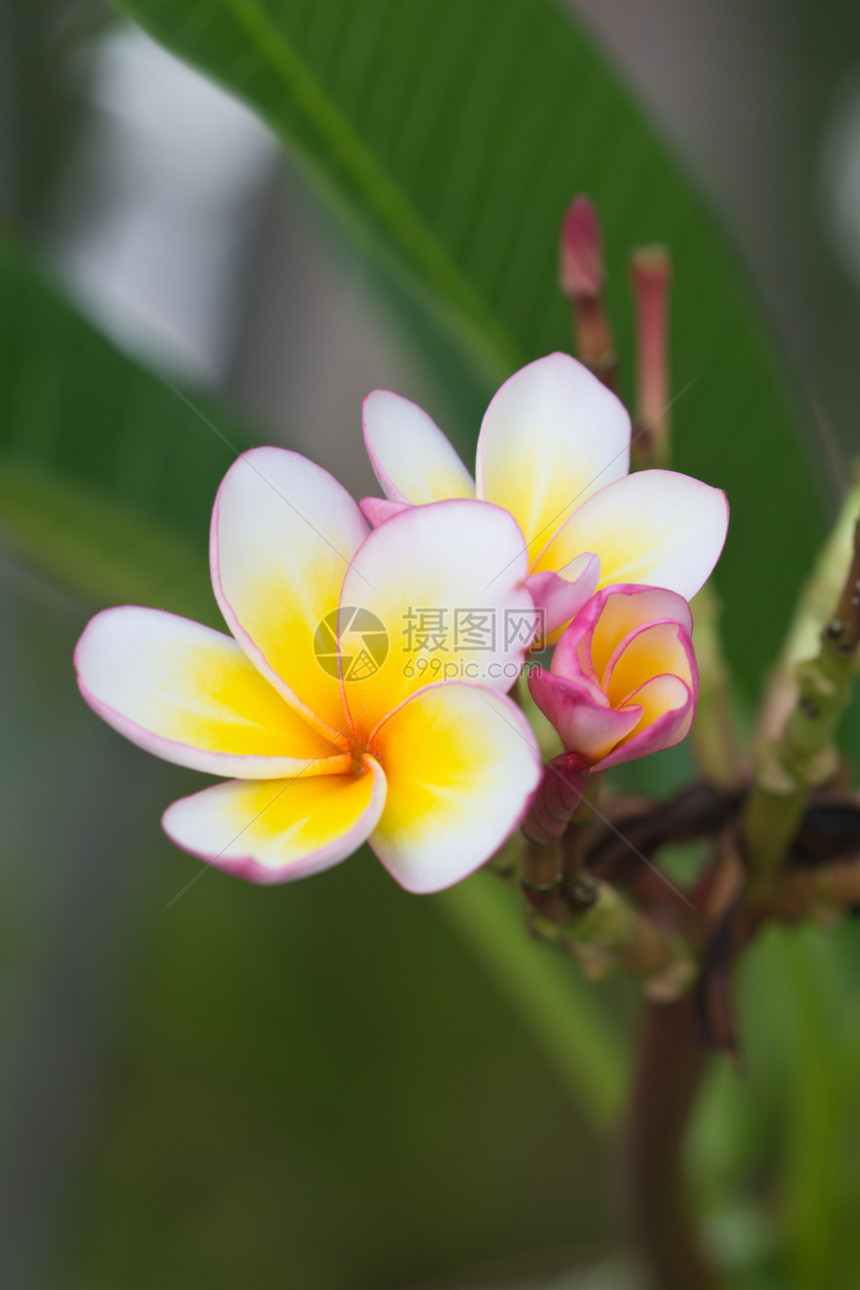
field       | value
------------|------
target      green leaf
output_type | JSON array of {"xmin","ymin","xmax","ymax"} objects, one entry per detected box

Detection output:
[
  {"xmin": 111, "ymin": 0, "xmax": 826, "ymax": 702},
  {"xmin": 436, "ymin": 873, "xmax": 628, "ymax": 1129},
  {"xmin": 0, "ymin": 231, "xmax": 249, "ymax": 621}
]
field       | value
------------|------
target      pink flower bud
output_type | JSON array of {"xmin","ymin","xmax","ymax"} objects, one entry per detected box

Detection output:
[
  {"xmin": 528, "ymin": 585, "xmax": 698, "ymax": 772},
  {"xmin": 559, "ymin": 196, "xmax": 605, "ymax": 300}
]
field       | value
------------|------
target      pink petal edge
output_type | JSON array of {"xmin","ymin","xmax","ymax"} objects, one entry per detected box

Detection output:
[
  {"xmin": 161, "ymin": 754, "xmax": 387, "ymax": 885},
  {"xmin": 359, "ymin": 496, "xmax": 411, "ymax": 527}
]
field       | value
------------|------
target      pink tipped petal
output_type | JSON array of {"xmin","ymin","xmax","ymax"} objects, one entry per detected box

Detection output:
[
  {"xmin": 592, "ymin": 675, "xmax": 694, "ymax": 771},
  {"xmin": 74, "ymin": 606, "xmax": 347, "ymax": 777},
  {"xmin": 528, "ymin": 668, "xmax": 642, "ymax": 765},
  {"xmin": 368, "ymin": 683, "xmax": 541, "ymax": 893},
  {"xmin": 476, "ymin": 353, "xmax": 631, "ymax": 562},
  {"xmin": 535, "ymin": 469, "xmax": 728, "ymax": 600},
  {"xmin": 339, "ymin": 499, "xmax": 537, "ymax": 736},
  {"xmin": 359, "ymin": 497, "xmax": 411, "ymax": 527},
  {"xmin": 162, "ymin": 756, "xmax": 386, "ymax": 884},
  {"xmin": 550, "ymin": 592, "xmax": 608, "ymax": 685},
  {"xmin": 211, "ymin": 447, "xmax": 368, "ymax": 736},
  {"xmin": 363, "ymin": 390, "xmax": 475, "ymax": 505},
  {"xmin": 525, "ymin": 552, "xmax": 601, "ymax": 642}
]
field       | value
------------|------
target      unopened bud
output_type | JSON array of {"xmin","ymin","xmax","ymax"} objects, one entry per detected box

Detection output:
[{"xmin": 559, "ymin": 196, "xmax": 605, "ymax": 299}]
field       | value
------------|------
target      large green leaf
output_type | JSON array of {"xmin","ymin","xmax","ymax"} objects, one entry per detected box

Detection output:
[
  {"xmin": 0, "ymin": 232, "xmax": 248, "ymax": 621},
  {"xmin": 111, "ymin": 0, "xmax": 827, "ymax": 702}
]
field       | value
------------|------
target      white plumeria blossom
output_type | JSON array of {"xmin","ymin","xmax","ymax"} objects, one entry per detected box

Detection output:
[
  {"xmin": 361, "ymin": 353, "xmax": 729, "ymax": 640},
  {"xmin": 75, "ymin": 448, "xmax": 542, "ymax": 894}
]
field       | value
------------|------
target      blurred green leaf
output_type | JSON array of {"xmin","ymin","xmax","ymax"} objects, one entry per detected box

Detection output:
[
  {"xmin": 0, "ymin": 232, "xmax": 247, "ymax": 621},
  {"xmin": 759, "ymin": 923, "xmax": 860, "ymax": 1289},
  {"xmin": 0, "ymin": 458, "xmax": 212, "ymax": 621},
  {"xmin": 437, "ymin": 874, "xmax": 628, "ymax": 1129},
  {"xmin": 112, "ymin": 0, "xmax": 827, "ymax": 703},
  {"xmin": 691, "ymin": 921, "xmax": 860, "ymax": 1288},
  {"xmin": 61, "ymin": 839, "xmax": 615, "ymax": 1289}
]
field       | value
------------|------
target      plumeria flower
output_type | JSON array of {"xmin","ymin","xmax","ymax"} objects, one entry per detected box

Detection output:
[
  {"xmin": 360, "ymin": 353, "xmax": 728, "ymax": 641},
  {"xmin": 75, "ymin": 449, "xmax": 542, "ymax": 893},
  {"xmin": 528, "ymin": 584, "xmax": 697, "ymax": 771}
]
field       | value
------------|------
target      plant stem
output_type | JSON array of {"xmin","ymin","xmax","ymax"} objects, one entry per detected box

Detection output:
[
  {"xmin": 690, "ymin": 583, "xmax": 742, "ymax": 790},
  {"xmin": 625, "ymin": 994, "xmax": 720, "ymax": 1290},
  {"xmin": 531, "ymin": 879, "xmax": 696, "ymax": 998},
  {"xmin": 561, "ymin": 772, "xmax": 602, "ymax": 895},
  {"xmin": 742, "ymin": 515, "xmax": 860, "ymax": 889}
]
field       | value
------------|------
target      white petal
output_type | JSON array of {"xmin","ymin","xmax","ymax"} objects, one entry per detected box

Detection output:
[
  {"xmin": 369, "ymin": 683, "xmax": 542, "ymax": 893},
  {"xmin": 476, "ymin": 353, "xmax": 631, "ymax": 563},
  {"xmin": 211, "ymin": 447, "xmax": 367, "ymax": 735},
  {"xmin": 534, "ymin": 469, "xmax": 729, "ymax": 599},
  {"xmin": 163, "ymin": 757, "xmax": 386, "ymax": 884},
  {"xmin": 363, "ymin": 390, "xmax": 475, "ymax": 504},
  {"xmin": 75, "ymin": 607, "xmax": 347, "ymax": 777},
  {"xmin": 336, "ymin": 499, "xmax": 537, "ymax": 735}
]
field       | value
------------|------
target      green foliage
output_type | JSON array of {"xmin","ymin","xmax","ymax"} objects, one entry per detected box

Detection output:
[
  {"xmin": 0, "ymin": 233, "xmax": 247, "ymax": 621},
  {"xmin": 692, "ymin": 922, "xmax": 860, "ymax": 1289},
  {"xmin": 437, "ymin": 874, "xmax": 628, "ymax": 1128},
  {"xmin": 60, "ymin": 830, "xmax": 616, "ymax": 1290}
]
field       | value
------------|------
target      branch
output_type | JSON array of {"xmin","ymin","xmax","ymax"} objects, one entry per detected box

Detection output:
[
  {"xmin": 530, "ymin": 880, "xmax": 697, "ymax": 1000},
  {"xmin": 742, "ymin": 507, "xmax": 860, "ymax": 889},
  {"xmin": 625, "ymin": 995, "xmax": 721, "ymax": 1290}
]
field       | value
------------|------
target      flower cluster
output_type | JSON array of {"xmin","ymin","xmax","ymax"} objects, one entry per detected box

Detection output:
[{"xmin": 75, "ymin": 350, "xmax": 727, "ymax": 895}]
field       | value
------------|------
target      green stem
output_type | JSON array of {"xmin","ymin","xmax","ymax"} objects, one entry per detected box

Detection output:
[
  {"xmin": 532, "ymin": 879, "xmax": 697, "ymax": 1000},
  {"xmin": 743, "ymin": 513, "xmax": 860, "ymax": 888},
  {"xmin": 690, "ymin": 583, "xmax": 742, "ymax": 790}
]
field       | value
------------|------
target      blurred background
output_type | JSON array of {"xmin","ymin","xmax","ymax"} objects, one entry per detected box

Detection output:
[{"xmin": 2, "ymin": 1, "xmax": 860, "ymax": 1287}]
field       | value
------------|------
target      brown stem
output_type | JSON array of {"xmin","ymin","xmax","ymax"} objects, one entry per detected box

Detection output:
[
  {"xmin": 571, "ymin": 298, "xmax": 618, "ymax": 391},
  {"xmin": 625, "ymin": 994, "xmax": 720, "ymax": 1290}
]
